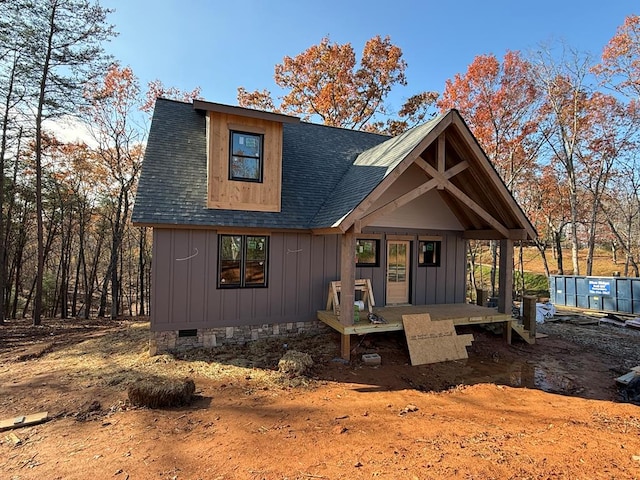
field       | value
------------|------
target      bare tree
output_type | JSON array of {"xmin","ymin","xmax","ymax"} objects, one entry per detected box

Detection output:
[{"xmin": 531, "ymin": 44, "xmax": 595, "ymax": 276}]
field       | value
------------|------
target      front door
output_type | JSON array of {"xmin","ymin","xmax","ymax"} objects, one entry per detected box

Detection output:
[{"xmin": 386, "ymin": 240, "xmax": 410, "ymax": 304}]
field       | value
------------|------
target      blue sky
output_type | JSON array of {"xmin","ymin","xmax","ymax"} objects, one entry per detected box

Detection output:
[{"xmin": 102, "ymin": 0, "xmax": 636, "ymax": 115}]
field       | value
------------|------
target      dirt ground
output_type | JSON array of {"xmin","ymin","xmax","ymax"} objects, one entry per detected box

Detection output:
[{"xmin": 1, "ymin": 313, "xmax": 640, "ymax": 480}]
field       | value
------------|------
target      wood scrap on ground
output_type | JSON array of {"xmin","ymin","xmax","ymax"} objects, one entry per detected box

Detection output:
[
  {"xmin": 5, "ymin": 432, "xmax": 22, "ymax": 445},
  {"xmin": 567, "ymin": 316, "xmax": 601, "ymax": 326},
  {"xmin": 0, "ymin": 411, "xmax": 48, "ymax": 432},
  {"xmin": 402, "ymin": 313, "xmax": 473, "ymax": 366},
  {"xmin": 599, "ymin": 314, "xmax": 627, "ymax": 328}
]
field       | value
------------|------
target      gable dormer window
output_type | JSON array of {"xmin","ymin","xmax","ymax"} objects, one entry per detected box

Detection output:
[{"xmin": 230, "ymin": 130, "xmax": 263, "ymax": 182}]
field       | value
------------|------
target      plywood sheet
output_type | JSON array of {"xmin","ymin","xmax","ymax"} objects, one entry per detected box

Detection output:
[{"xmin": 402, "ymin": 313, "xmax": 473, "ymax": 366}]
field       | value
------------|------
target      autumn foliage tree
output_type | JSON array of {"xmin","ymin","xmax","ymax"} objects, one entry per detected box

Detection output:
[
  {"xmin": 438, "ymin": 51, "xmax": 542, "ymax": 191},
  {"xmin": 20, "ymin": 0, "xmax": 114, "ymax": 325},
  {"xmin": 579, "ymin": 93, "xmax": 640, "ymax": 275},
  {"xmin": 141, "ymin": 79, "xmax": 202, "ymax": 113},
  {"xmin": 593, "ymin": 14, "xmax": 640, "ymax": 100},
  {"xmin": 238, "ymin": 35, "xmax": 437, "ymax": 132}
]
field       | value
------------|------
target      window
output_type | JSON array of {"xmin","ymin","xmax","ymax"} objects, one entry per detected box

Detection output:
[
  {"xmin": 418, "ymin": 240, "xmax": 441, "ymax": 267},
  {"xmin": 229, "ymin": 131, "xmax": 263, "ymax": 182},
  {"xmin": 356, "ymin": 239, "xmax": 380, "ymax": 267},
  {"xmin": 218, "ymin": 235, "xmax": 268, "ymax": 288}
]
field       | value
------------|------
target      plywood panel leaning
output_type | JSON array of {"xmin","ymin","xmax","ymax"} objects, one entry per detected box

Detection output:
[{"xmin": 402, "ymin": 313, "xmax": 473, "ymax": 365}]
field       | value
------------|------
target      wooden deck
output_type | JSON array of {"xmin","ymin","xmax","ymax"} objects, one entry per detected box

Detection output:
[
  {"xmin": 317, "ymin": 303, "xmax": 514, "ymax": 359},
  {"xmin": 317, "ymin": 303, "xmax": 513, "ymax": 334}
]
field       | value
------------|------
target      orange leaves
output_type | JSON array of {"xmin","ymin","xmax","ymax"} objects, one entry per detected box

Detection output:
[
  {"xmin": 235, "ymin": 35, "xmax": 436, "ymax": 133},
  {"xmin": 237, "ymin": 87, "xmax": 277, "ymax": 112},
  {"xmin": 438, "ymin": 51, "xmax": 541, "ymax": 189},
  {"xmin": 275, "ymin": 35, "xmax": 358, "ymax": 125},
  {"xmin": 594, "ymin": 15, "xmax": 640, "ymax": 98},
  {"xmin": 141, "ymin": 79, "xmax": 202, "ymax": 113},
  {"xmin": 247, "ymin": 35, "xmax": 408, "ymax": 130}
]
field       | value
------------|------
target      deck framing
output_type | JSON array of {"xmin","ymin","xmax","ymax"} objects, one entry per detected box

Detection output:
[{"xmin": 317, "ymin": 303, "xmax": 514, "ymax": 359}]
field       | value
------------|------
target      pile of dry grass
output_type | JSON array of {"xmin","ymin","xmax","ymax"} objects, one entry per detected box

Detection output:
[
  {"xmin": 278, "ymin": 350, "xmax": 313, "ymax": 376},
  {"xmin": 127, "ymin": 377, "xmax": 196, "ymax": 408}
]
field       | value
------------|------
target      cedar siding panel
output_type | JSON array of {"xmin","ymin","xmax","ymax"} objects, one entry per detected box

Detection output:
[
  {"xmin": 207, "ymin": 111, "xmax": 282, "ymax": 212},
  {"xmin": 150, "ymin": 228, "xmax": 466, "ymax": 332}
]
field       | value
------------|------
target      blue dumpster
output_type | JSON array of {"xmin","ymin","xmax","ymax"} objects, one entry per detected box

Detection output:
[{"xmin": 550, "ymin": 275, "xmax": 640, "ymax": 314}]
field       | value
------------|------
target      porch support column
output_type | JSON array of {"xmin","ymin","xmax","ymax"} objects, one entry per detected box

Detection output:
[
  {"xmin": 498, "ymin": 238, "xmax": 514, "ymax": 344},
  {"xmin": 339, "ymin": 228, "xmax": 356, "ymax": 359}
]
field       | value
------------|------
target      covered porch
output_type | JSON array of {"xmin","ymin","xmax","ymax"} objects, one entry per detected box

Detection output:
[
  {"xmin": 317, "ymin": 303, "xmax": 514, "ymax": 359},
  {"xmin": 311, "ymin": 110, "xmax": 537, "ymax": 360}
]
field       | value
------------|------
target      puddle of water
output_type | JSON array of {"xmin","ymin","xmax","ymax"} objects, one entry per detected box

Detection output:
[{"xmin": 460, "ymin": 358, "xmax": 579, "ymax": 395}]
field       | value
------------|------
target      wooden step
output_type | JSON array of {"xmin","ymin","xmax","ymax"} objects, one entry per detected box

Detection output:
[{"xmin": 512, "ymin": 323, "xmax": 535, "ymax": 345}]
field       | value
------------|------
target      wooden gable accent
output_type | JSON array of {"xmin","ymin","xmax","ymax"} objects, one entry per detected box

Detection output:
[
  {"xmin": 340, "ymin": 110, "xmax": 536, "ymax": 241},
  {"xmin": 207, "ymin": 111, "xmax": 283, "ymax": 212}
]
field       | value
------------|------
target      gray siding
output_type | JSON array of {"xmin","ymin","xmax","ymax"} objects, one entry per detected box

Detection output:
[
  {"xmin": 151, "ymin": 229, "xmax": 341, "ymax": 331},
  {"xmin": 151, "ymin": 228, "xmax": 466, "ymax": 332},
  {"xmin": 356, "ymin": 229, "xmax": 466, "ymax": 306}
]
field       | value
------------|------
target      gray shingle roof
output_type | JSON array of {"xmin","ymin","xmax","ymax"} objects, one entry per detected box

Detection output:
[
  {"xmin": 132, "ymin": 99, "xmax": 391, "ymax": 229},
  {"xmin": 310, "ymin": 114, "xmax": 446, "ymax": 228}
]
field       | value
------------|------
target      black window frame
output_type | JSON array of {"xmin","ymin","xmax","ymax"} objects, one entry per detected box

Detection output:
[
  {"xmin": 418, "ymin": 240, "xmax": 441, "ymax": 267},
  {"xmin": 229, "ymin": 130, "xmax": 264, "ymax": 183},
  {"xmin": 355, "ymin": 239, "xmax": 380, "ymax": 267},
  {"xmin": 218, "ymin": 234, "xmax": 269, "ymax": 288}
]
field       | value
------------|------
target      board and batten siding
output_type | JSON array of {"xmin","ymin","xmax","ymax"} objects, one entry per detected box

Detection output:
[
  {"xmin": 150, "ymin": 228, "xmax": 466, "ymax": 332},
  {"xmin": 356, "ymin": 229, "xmax": 467, "ymax": 307},
  {"xmin": 151, "ymin": 229, "xmax": 340, "ymax": 332}
]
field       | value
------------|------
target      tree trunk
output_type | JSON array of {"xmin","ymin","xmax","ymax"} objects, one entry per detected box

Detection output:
[
  {"xmin": 0, "ymin": 56, "xmax": 20, "ymax": 325},
  {"xmin": 554, "ymin": 230, "xmax": 564, "ymax": 275},
  {"xmin": 85, "ymin": 227, "xmax": 104, "ymax": 319},
  {"xmin": 33, "ymin": 2, "xmax": 57, "ymax": 326}
]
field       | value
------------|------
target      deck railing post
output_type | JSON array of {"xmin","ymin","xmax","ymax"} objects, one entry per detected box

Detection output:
[
  {"xmin": 522, "ymin": 295, "xmax": 537, "ymax": 339},
  {"xmin": 476, "ymin": 288, "xmax": 488, "ymax": 307}
]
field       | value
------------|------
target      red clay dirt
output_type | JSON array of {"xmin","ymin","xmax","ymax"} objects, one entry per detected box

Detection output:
[{"xmin": 1, "ymin": 316, "xmax": 639, "ymax": 480}]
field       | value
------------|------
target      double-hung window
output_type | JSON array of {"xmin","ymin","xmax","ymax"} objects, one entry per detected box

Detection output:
[
  {"xmin": 218, "ymin": 235, "xmax": 268, "ymax": 288},
  {"xmin": 229, "ymin": 131, "xmax": 263, "ymax": 182}
]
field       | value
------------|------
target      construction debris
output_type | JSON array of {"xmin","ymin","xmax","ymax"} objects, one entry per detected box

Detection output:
[
  {"xmin": 362, "ymin": 353, "xmax": 381, "ymax": 366},
  {"xmin": 625, "ymin": 318, "xmax": 640, "ymax": 330},
  {"xmin": 0, "ymin": 411, "xmax": 48, "ymax": 432}
]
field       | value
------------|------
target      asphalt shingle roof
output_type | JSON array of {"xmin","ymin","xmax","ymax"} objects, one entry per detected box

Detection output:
[
  {"xmin": 132, "ymin": 99, "xmax": 393, "ymax": 229},
  {"xmin": 310, "ymin": 114, "xmax": 446, "ymax": 228}
]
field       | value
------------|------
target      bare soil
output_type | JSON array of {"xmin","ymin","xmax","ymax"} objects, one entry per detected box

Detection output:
[{"xmin": 1, "ymin": 315, "xmax": 640, "ymax": 480}]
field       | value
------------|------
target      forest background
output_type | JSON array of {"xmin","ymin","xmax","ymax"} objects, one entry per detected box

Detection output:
[{"xmin": 1, "ymin": 1, "xmax": 640, "ymax": 325}]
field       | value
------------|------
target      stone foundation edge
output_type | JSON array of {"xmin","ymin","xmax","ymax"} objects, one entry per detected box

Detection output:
[{"xmin": 149, "ymin": 319, "xmax": 331, "ymax": 355}]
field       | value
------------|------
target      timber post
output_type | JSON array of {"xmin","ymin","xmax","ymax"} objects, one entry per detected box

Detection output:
[
  {"xmin": 522, "ymin": 295, "xmax": 537, "ymax": 340},
  {"xmin": 498, "ymin": 238, "xmax": 514, "ymax": 344},
  {"xmin": 476, "ymin": 288, "xmax": 488, "ymax": 307},
  {"xmin": 498, "ymin": 238, "xmax": 514, "ymax": 315},
  {"xmin": 339, "ymin": 228, "xmax": 356, "ymax": 359}
]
